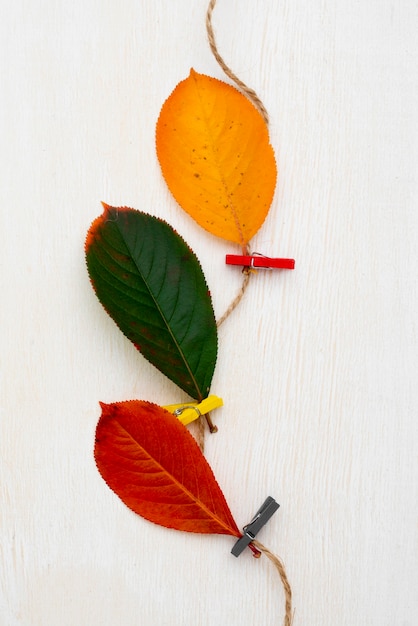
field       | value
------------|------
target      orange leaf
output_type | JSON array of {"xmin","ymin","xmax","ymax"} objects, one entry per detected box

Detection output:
[
  {"xmin": 95, "ymin": 400, "xmax": 241, "ymax": 537},
  {"xmin": 156, "ymin": 69, "xmax": 277, "ymax": 249}
]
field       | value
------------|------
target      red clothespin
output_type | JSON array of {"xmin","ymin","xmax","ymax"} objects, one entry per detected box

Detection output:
[{"xmin": 226, "ymin": 253, "xmax": 295, "ymax": 270}]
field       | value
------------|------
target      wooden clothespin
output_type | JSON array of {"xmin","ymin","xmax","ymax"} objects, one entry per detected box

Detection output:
[
  {"xmin": 231, "ymin": 497, "xmax": 280, "ymax": 557},
  {"xmin": 163, "ymin": 395, "xmax": 223, "ymax": 426},
  {"xmin": 226, "ymin": 254, "xmax": 295, "ymax": 270}
]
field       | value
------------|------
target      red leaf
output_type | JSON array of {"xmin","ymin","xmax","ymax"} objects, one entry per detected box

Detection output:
[{"xmin": 95, "ymin": 401, "xmax": 241, "ymax": 537}]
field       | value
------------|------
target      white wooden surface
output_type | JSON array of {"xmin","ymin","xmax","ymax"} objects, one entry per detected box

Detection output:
[{"xmin": 1, "ymin": 1, "xmax": 417, "ymax": 624}]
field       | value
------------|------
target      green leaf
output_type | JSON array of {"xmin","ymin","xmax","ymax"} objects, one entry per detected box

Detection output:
[{"xmin": 85, "ymin": 204, "xmax": 217, "ymax": 400}]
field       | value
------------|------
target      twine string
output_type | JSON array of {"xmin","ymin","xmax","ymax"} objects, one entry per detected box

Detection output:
[
  {"xmin": 251, "ymin": 540, "xmax": 293, "ymax": 626},
  {"xmin": 195, "ymin": 270, "xmax": 250, "ymax": 446},
  {"xmin": 206, "ymin": 0, "xmax": 270, "ymax": 329},
  {"xmin": 202, "ymin": 0, "xmax": 271, "ymax": 430},
  {"xmin": 195, "ymin": 416, "xmax": 206, "ymax": 453},
  {"xmin": 206, "ymin": 0, "xmax": 269, "ymax": 125},
  {"xmin": 217, "ymin": 269, "xmax": 251, "ymax": 327},
  {"xmin": 205, "ymin": 8, "xmax": 292, "ymax": 626}
]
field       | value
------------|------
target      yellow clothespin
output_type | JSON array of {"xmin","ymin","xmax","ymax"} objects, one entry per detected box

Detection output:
[{"xmin": 163, "ymin": 395, "xmax": 223, "ymax": 426}]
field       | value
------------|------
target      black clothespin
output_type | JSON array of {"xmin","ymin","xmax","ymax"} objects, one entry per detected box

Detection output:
[{"xmin": 231, "ymin": 496, "xmax": 280, "ymax": 557}]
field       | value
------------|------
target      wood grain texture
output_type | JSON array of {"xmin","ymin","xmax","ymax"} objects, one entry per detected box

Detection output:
[{"xmin": 1, "ymin": 1, "xmax": 417, "ymax": 625}]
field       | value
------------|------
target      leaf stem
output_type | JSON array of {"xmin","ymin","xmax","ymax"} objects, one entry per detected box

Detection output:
[
  {"xmin": 205, "ymin": 412, "xmax": 218, "ymax": 433},
  {"xmin": 248, "ymin": 542, "xmax": 262, "ymax": 558}
]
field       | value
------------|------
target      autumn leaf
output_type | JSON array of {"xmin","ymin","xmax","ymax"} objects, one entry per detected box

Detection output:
[
  {"xmin": 85, "ymin": 205, "xmax": 217, "ymax": 400},
  {"xmin": 95, "ymin": 400, "xmax": 241, "ymax": 537},
  {"xmin": 156, "ymin": 69, "xmax": 277, "ymax": 249}
]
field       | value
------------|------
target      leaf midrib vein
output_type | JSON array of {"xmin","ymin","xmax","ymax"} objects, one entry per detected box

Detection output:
[
  {"xmin": 194, "ymin": 78, "xmax": 246, "ymax": 249},
  {"xmin": 94, "ymin": 258, "xmax": 200, "ymax": 350},
  {"xmin": 117, "ymin": 420, "xmax": 237, "ymax": 535},
  {"xmin": 114, "ymin": 217, "xmax": 202, "ymax": 400}
]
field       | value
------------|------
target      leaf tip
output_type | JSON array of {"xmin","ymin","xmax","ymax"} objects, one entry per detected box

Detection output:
[
  {"xmin": 98, "ymin": 401, "xmax": 112, "ymax": 419},
  {"xmin": 100, "ymin": 201, "xmax": 115, "ymax": 222},
  {"xmin": 85, "ymin": 203, "xmax": 114, "ymax": 253}
]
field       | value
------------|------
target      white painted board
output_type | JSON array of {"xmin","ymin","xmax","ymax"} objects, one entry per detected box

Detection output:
[{"xmin": 1, "ymin": 1, "xmax": 417, "ymax": 624}]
